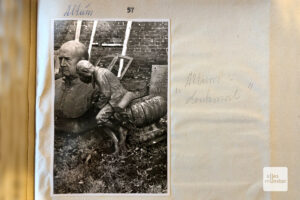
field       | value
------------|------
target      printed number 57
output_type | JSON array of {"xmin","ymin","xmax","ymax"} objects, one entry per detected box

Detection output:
[{"xmin": 127, "ymin": 7, "xmax": 134, "ymax": 13}]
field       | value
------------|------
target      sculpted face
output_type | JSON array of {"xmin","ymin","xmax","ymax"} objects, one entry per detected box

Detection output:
[
  {"xmin": 59, "ymin": 47, "xmax": 80, "ymax": 77},
  {"xmin": 58, "ymin": 41, "xmax": 88, "ymax": 79}
]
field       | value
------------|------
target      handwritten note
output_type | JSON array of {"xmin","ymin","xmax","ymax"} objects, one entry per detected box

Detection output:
[
  {"xmin": 175, "ymin": 71, "xmax": 254, "ymax": 105},
  {"xmin": 64, "ymin": 3, "xmax": 93, "ymax": 17}
]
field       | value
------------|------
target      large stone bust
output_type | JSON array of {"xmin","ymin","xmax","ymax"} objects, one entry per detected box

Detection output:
[
  {"xmin": 55, "ymin": 77, "xmax": 95, "ymax": 119},
  {"xmin": 54, "ymin": 40, "xmax": 96, "ymax": 121}
]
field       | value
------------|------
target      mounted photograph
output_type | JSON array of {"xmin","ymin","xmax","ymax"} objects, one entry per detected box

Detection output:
[{"xmin": 52, "ymin": 19, "xmax": 169, "ymax": 194}]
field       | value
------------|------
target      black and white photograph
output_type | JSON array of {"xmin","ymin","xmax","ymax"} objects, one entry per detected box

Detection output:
[{"xmin": 53, "ymin": 20, "xmax": 169, "ymax": 194}]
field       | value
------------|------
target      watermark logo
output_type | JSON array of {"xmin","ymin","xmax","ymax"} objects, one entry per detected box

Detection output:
[{"xmin": 263, "ymin": 167, "xmax": 288, "ymax": 191}]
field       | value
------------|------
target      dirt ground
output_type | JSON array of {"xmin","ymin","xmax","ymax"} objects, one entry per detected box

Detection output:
[{"xmin": 54, "ymin": 127, "xmax": 168, "ymax": 194}]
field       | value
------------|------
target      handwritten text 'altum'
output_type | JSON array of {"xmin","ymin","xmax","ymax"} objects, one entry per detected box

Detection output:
[{"xmin": 64, "ymin": 3, "xmax": 93, "ymax": 17}]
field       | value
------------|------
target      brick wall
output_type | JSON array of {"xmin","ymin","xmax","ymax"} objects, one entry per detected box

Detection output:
[
  {"xmin": 54, "ymin": 20, "xmax": 77, "ymax": 50},
  {"xmin": 54, "ymin": 20, "xmax": 168, "ymax": 79},
  {"xmin": 127, "ymin": 22, "xmax": 168, "ymax": 77}
]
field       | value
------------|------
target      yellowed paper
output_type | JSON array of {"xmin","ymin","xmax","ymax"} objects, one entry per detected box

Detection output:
[
  {"xmin": 4, "ymin": 0, "xmax": 300, "ymax": 200},
  {"xmin": 30, "ymin": 0, "xmax": 299, "ymax": 200}
]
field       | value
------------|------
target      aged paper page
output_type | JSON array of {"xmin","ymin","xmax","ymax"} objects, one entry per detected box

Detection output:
[
  {"xmin": 270, "ymin": 0, "xmax": 300, "ymax": 199},
  {"xmin": 36, "ymin": 0, "xmax": 270, "ymax": 200}
]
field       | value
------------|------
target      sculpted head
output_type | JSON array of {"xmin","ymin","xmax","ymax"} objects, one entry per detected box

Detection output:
[
  {"xmin": 76, "ymin": 60, "xmax": 95, "ymax": 84},
  {"xmin": 58, "ymin": 40, "xmax": 89, "ymax": 79}
]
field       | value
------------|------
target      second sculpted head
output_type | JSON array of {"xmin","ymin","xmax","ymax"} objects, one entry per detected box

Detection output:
[{"xmin": 76, "ymin": 60, "xmax": 96, "ymax": 84}]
